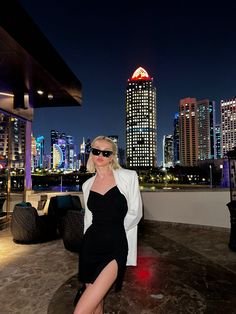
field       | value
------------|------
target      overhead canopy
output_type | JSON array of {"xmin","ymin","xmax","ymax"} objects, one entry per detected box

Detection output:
[{"xmin": 0, "ymin": 0, "xmax": 82, "ymax": 112}]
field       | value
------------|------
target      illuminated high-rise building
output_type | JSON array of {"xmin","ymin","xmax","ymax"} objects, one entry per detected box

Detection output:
[
  {"xmin": 58, "ymin": 132, "xmax": 67, "ymax": 168},
  {"xmin": 163, "ymin": 134, "xmax": 173, "ymax": 168},
  {"xmin": 215, "ymin": 123, "xmax": 222, "ymax": 159},
  {"xmin": 53, "ymin": 143, "xmax": 64, "ymax": 168},
  {"xmin": 221, "ymin": 97, "xmax": 236, "ymax": 156},
  {"xmin": 43, "ymin": 154, "xmax": 51, "ymax": 169},
  {"xmin": 0, "ymin": 113, "xmax": 8, "ymax": 166},
  {"xmin": 79, "ymin": 137, "xmax": 91, "ymax": 168},
  {"xmin": 197, "ymin": 99, "xmax": 215, "ymax": 161},
  {"xmin": 126, "ymin": 67, "xmax": 157, "ymax": 168},
  {"xmin": 0, "ymin": 114, "xmax": 25, "ymax": 168},
  {"xmin": 179, "ymin": 97, "xmax": 215, "ymax": 166},
  {"xmin": 35, "ymin": 136, "xmax": 45, "ymax": 168},
  {"xmin": 173, "ymin": 113, "xmax": 180, "ymax": 165},
  {"xmin": 51, "ymin": 130, "xmax": 59, "ymax": 168},
  {"xmin": 51, "ymin": 130, "xmax": 74, "ymax": 169},
  {"xmin": 66, "ymin": 135, "xmax": 75, "ymax": 169},
  {"xmin": 31, "ymin": 134, "xmax": 37, "ymax": 170},
  {"xmin": 11, "ymin": 117, "xmax": 25, "ymax": 167},
  {"xmin": 179, "ymin": 97, "xmax": 198, "ymax": 166}
]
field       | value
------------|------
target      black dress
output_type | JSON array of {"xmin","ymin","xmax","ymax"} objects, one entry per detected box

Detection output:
[{"xmin": 78, "ymin": 186, "xmax": 128, "ymax": 290}]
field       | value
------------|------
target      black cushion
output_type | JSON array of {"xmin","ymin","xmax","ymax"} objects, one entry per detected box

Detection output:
[
  {"xmin": 47, "ymin": 194, "xmax": 84, "ymax": 238},
  {"xmin": 71, "ymin": 195, "xmax": 82, "ymax": 211},
  {"xmin": 48, "ymin": 195, "xmax": 74, "ymax": 218}
]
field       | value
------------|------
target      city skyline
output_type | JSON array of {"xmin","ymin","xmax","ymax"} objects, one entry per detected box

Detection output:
[{"xmin": 18, "ymin": 0, "xmax": 236, "ymax": 165}]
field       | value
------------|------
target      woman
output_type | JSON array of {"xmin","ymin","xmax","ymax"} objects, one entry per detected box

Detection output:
[{"xmin": 74, "ymin": 136, "xmax": 142, "ymax": 314}]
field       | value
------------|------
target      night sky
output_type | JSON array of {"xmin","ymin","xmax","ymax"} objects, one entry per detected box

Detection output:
[{"xmin": 19, "ymin": 0, "xmax": 236, "ymax": 165}]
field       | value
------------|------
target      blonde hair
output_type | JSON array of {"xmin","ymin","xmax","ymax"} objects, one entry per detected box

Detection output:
[{"xmin": 86, "ymin": 136, "xmax": 121, "ymax": 173}]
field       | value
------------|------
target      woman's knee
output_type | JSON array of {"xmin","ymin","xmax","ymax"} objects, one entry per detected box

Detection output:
[{"xmin": 74, "ymin": 261, "xmax": 118, "ymax": 314}]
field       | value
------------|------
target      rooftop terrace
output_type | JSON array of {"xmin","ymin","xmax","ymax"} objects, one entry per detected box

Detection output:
[{"xmin": 1, "ymin": 219, "xmax": 236, "ymax": 314}]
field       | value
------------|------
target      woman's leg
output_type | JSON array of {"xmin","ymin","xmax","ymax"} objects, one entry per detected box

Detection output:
[{"xmin": 73, "ymin": 260, "xmax": 118, "ymax": 314}]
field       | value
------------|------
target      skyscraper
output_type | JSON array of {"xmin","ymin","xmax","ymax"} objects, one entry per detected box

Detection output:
[
  {"xmin": 214, "ymin": 123, "xmax": 222, "ymax": 159},
  {"xmin": 35, "ymin": 136, "xmax": 45, "ymax": 168},
  {"xmin": 179, "ymin": 97, "xmax": 215, "ymax": 166},
  {"xmin": 51, "ymin": 130, "xmax": 59, "ymax": 169},
  {"xmin": 163, "ymin": 134, "xmax": 173, "ymax": 169},
  {"xmin": 79, "ymin": 137, "xmax": 91, "ymax": 169},
  {"xmin": 51, "ymin": 130, "xmax": 75, "ymax": 169},
  {"xmin": 221, "ymin": 97, "xmax": 236, "ymax": 156},
  {"xmin": 0, "ymin": 114, "xmax": 25, "ymax": 168},
  {"xmin": 126, "ymin": 67, "xmax": 157, "ymax": 168},
  {"xmin": 31, "ymin": 134, "xmax": 37, "ymax": 170},
  {"xmin": 173, "ymin": 113, "xmax": 180, "ymax": 165},
  {"xmin": 179, "ymin": 97, "xmax": 198, "ymax": 166},
  {"xmin": 197, "ymin": 99, "xmax": 215, "ymax": 161},
  {"xmin": 66, "ymin": 135, "xmax": 75, "ymax": 169}
]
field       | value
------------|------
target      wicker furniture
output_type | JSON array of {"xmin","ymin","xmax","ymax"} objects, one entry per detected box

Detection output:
[
  {"xmin": 48, "ymin": 195, "xmax": 84, "ymax": 252},
  {"xmin": 0, "ymin": 194, "xmax": 6, "ymax": 217},
  {"xmin": 11, "ymin": 205, "xmax": 57, "ymax": 244},
  {"xmin": 61, "ymin": 209, "xmax": 84, "ymax": 253}
]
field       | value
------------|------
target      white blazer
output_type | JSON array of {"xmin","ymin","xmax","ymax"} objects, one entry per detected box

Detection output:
[{"xmin": 82, "ymin": 168, "xmax": 143, "ymax": 266}]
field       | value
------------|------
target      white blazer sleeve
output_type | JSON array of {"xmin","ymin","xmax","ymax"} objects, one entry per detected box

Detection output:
[
  {"xmin": 124, "ymin": 171, "xmax": 142, "ymax": 231},
  {"xmin": 83, "ymin": 204, "xmax": 92, "ymax": 233},
  {"xmin": 82, "ymin": 182, "xmax": 93, "ymax": 234}
]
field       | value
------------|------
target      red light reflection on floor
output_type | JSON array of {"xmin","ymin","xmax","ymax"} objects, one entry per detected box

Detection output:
[
  {"xmin": 131, "ymin": 256, "xmax": 162, "ymax": 288},
  {"xmin": 136, "ymin": 269, "xmax": 151, "ymax": 281}
]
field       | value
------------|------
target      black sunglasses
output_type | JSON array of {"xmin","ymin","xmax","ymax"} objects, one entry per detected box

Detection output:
[{"xmin": 91, "ymin": 148, "xmax": 113, "ymax": 158}]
